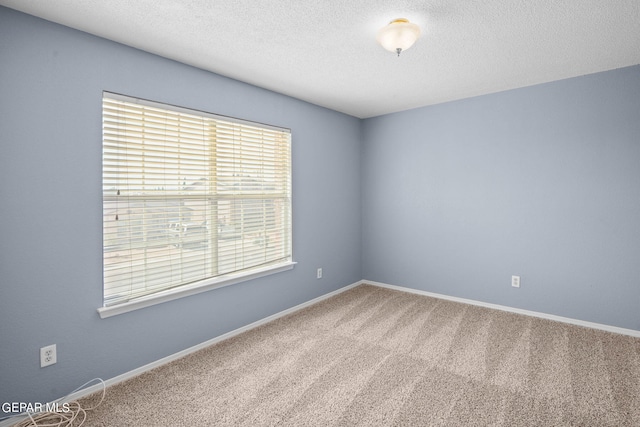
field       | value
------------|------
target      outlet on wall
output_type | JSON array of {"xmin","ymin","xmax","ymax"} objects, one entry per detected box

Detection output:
[
  {"xmin": 511, "ymin": 275, "xmax": 521, "ymax": 288},
  {"xmin": 316, "ymin": 268, "xmax": 323, "ymax": 279},
  {"xmin": 40, "ymin": 344, "xmax": 57, "ymax": 368}
]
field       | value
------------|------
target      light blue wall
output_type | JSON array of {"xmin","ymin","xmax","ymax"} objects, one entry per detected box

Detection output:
[
  {"xmin": 362, "ymin": 65, "xmax": 640, "ymax": 330},
  {"xmin": 0, "ymin": 7, "xmax": 362, "ymax": 406}
]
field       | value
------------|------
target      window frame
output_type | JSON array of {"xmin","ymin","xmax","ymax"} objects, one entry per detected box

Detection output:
[{"xmin": 99, "ymin": 92, "xmax": 294, "ymax": 318}]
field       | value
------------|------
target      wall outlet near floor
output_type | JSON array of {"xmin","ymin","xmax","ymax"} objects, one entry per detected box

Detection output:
[
  {"xmin": 316, "ymin": 268, "xmax": 323, "ymax": 279},
  {"xmin": 40, "ymin": 344, "xmax": 57, "ymax": 367},
  {"xmin": 511, "ymin": 275, "xmax": 521, "ymax": 288}
]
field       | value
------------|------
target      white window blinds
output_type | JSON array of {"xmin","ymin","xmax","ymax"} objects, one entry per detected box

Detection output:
[{"xmin": 102, "ymin": 93, "xmax": 292, "ymax": 308}]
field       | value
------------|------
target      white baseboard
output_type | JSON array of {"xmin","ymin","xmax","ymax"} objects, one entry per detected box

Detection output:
[
  {"xmin": 0, "ymin": 280, "xmax": 362, "ymax": 427},
  {"xmin": 364, "ymin": 280, "xmax": 640, "ymax": 338}
]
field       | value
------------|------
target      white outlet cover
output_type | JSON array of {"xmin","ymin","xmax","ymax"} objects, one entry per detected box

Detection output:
[
  {"xmin": 512, "ymin": 275, "xmax": 521, "ymax": 288},
  {"xmin": 40, "ymin": 344, "xmax": 57, "ymax": 367}
]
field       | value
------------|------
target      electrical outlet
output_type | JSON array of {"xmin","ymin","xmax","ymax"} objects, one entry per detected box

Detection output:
[
  {"xmin": 40, "ymin": 344, "xmax": 57, "ymax": 368},
  {"xmin": 511, "ymin": 275, "xmax": 520, "ymax": 288},
  {"xmin": 316, "ymin": 268, "xmax": 323, "ymax": 279}
]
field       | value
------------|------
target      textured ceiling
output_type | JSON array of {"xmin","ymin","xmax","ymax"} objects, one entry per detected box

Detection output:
[{"xmin": 2, "ymin": 0, "xmax": 639, "ymax": 118}]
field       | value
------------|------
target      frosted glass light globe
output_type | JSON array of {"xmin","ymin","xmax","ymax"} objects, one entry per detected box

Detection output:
[{"xmin": 377, "ymin": 18, "xmax": 421, "ymax": 56}]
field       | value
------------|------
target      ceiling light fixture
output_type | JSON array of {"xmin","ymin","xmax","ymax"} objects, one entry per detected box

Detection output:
[{"xmin": 376, "ymin": 18, "xmax": 421, "ymax": 56}]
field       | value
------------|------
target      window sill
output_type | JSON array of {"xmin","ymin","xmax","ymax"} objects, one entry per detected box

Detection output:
[{"xmin": 97, "ymin": 261, "xmax": 296, "ymax": 319}]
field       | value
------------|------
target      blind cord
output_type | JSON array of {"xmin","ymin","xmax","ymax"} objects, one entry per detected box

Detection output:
[{"xmin": 8, "ymin": 378, "xmax": 106, "ymax": 427}]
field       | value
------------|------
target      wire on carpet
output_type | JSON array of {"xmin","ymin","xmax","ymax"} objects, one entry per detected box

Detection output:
[{"xmin": 8, "ymin": 378, "xmax": 106, "ymax": 427}]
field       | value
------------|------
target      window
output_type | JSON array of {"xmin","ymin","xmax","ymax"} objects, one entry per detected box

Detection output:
[{"xmin": 101, "ymin": 93, "xmax": 292, "ymax": 316}]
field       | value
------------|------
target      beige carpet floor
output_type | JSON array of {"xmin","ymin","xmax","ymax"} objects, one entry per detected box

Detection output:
[{"xmin": 76, "ymin": 284, "xmax": 640, "ymax": 426}]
